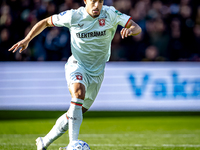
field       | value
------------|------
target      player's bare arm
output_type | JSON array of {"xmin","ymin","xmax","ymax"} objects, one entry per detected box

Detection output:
[
  {"xmin": 120, "ymin": 20, "xmax": 142, "ymax": 39},
  {"xmin": 8, "ymin": 16, "xmax": 53, "ymax": 53}
]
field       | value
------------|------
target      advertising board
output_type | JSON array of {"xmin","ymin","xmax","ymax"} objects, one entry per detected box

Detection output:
[{"xmin": 0, "ymin": 62, "xmax": 200, "ymax": 111}]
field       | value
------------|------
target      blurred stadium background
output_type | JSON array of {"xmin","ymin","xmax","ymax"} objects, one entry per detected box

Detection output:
[{"xmin": 1, "ymin": 0, "xmax": 200, "ymax": 61}]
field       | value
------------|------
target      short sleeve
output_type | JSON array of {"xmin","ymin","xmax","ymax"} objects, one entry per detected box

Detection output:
[
  {"xmin": 51, "ymin": 10, "xmax": 73, "ymax": 28},
  {"xmin": 109, "ymin": 6, "xmax": 131, "ymax": 27}
]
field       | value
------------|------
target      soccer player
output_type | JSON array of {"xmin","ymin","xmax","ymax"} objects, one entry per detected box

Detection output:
[{"xmin": 8, "ymin": 0, "xmax": 141, "ymax": 149}]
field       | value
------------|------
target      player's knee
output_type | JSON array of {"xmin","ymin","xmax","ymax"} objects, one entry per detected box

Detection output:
[
  {"xmin": 73, "ymin": 92, "xmax": 85, "ymax": 99},
  {"xmin": 70, "ymin": 83, "xmax": 85, "ymax": 100},
  {"xmin": 73, "ymin": 87, "xmax": 85, "ymax": 99}
]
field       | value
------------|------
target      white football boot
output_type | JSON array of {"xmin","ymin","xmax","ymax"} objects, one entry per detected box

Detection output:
[{"xmin": 36, "ymin": 137, "xmax": 47, "ymax": 150}]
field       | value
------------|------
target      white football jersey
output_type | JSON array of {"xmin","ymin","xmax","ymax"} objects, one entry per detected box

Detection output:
[{"xmin": 52, "ymin": 5, "xmax": 131, "ymax": 76}]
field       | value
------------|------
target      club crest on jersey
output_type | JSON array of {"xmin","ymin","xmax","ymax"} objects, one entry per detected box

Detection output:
[{"xmin": 99, "ymin": 19, "xmax": 105, "ymax": 26}]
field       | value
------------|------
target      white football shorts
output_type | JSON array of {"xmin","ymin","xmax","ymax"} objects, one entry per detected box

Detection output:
[{"xmin": 65, "ymin": 59, "xmax": 104, "ymax": 109}]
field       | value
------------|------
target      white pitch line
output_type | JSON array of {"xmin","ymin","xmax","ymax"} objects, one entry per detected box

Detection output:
[
  {"xmin": 162, "ymin": 144, "xmax": 200, "ymax": 147},
  {"xmin": 0, "ymin": 133, "xmax": 198, "ymax": 138},
  {"xmin": 45, "ymin": 143, "xmax": 200, "ymax": 148},
  {"xmin": 79, "ymin": 133, "xmax": 197, "ymax": 138},
  {"xmin": 1, "ymin": 143, "xmax": 200, "ymax": 148}
]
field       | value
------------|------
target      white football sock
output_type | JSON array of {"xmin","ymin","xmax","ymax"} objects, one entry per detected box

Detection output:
[
  {"xmin": 43, "ymin": 112, "xmax": 69, "ymax": 147},
  {"xmin": 67, "ymin": 98, "xmax": 84, "ymax": 142}
]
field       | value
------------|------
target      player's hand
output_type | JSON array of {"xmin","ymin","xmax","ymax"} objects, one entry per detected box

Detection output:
[
  {"xmin": 120, "ymin": 28, "xmax": 133, "ymax": 39},
  {"xmin": 120, "ymin": 25, "xmax": 141, "ymax": 39},
  {"xmin": 8, "ymin": 39, "xmax": 29, "ymax": 53}
]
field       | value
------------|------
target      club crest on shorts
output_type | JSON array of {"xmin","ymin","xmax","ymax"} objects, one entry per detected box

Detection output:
[
  {"xmin": 76, "ymin": 75, "xmax": 82, "ymax": 80},
  {"xmin": 75, "ymin": 73, "xmax": 83, "ymax": 80},
  {"xmin": 99, "ymin": 19, "xmax": 105, "ymax": 26}
]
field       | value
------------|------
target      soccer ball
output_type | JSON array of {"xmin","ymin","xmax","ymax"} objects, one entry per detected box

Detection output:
[{"xmin": 67, "ymin": 140, "xmax": 90, "ymax": 150}]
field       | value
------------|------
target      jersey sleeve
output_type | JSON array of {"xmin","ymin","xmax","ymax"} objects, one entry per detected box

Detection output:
[
  {"xmin": 51, "ymin": 10, "xmax": 73, "ymax": 28},
  {"xmin": 108, "ymin": 6, "xmax": 132, "ymax": 27}
]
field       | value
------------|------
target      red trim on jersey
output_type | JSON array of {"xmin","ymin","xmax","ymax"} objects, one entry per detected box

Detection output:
[
  {"xmin": 66, "ymin": 115, "xmax": 69, "ymax": 120},
  {"xmin": 51, "ymin": 16, "xmax": 56, "ymax": 27},
  {"xmin": 71, "ymin": 102, "xmax": 82, "ymax": 107},
  {"xmin": 125, "ymin": 17, "xmax": 132, "ymax": 28}
]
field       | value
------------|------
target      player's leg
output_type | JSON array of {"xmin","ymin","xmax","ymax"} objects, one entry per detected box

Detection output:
[
  {"xmin": 60, "ymin": 74, "xmax": 104, "ymax": 150},
  {"xmin": 64, "ymin": 59, "xmax": 88, "ymax": 143},
  {"xmin": 36, "ymin": 112, "xmax": 68, "ymax": 150},
  {"xmin": 59, "ymin": 74, "xmax": 103, "ymax": 150},
  {"xmin": 58, "ymin": 83, "xmax": 87, "ymax": 150},
  {"xmin": 67, "ymin": 73, "xmax": 104, "ymax": 143},
  {"xmin": 67, "ymin": 82, "xmax": 85, "ymax": 142}
]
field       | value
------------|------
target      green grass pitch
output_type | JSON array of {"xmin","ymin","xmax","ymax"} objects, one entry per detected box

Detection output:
[{"xmin": 0, "ymin": 111, "xmax": 200, "ymax": 150}]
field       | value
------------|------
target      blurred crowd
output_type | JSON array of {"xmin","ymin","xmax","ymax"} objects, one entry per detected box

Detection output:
[{"xmin": 1, "ymin": 0, "xmax": 200, "ymax": 61}]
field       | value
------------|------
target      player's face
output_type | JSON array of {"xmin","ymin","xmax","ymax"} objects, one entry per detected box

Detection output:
[{"xmin": 84, "ymin": 0, "xmax": 104, "ymax": 18}]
